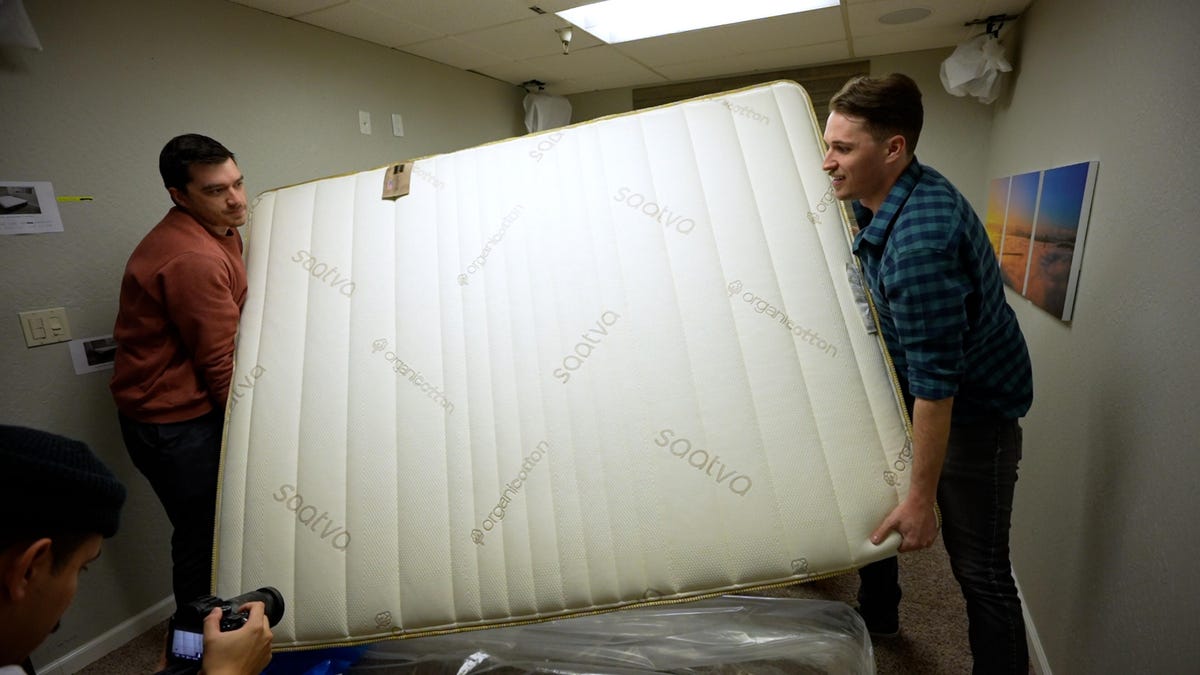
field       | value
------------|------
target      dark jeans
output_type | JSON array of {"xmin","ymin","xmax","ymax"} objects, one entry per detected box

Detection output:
[
  {"xmin": 859, "ymin": 418, "xmax": 1028, "ymax": 675},
  {"xmin": 119, "ymin": 409, "xmax": 224, "ymax": 612}
]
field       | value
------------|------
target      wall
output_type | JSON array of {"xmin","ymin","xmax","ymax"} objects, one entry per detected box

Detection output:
[
  {"xmin": 564, "ymin": 88, "xmax": 633, "ymax": 126},
  {"xmin": 989, "ymin": 0, "xmax": 1200, "ymax": 672},
  {"xmin": 566, "ymin": 47, "xmax": 995, "ymax": 213},
  {"xmin": 0, "ymin": 0, "xmax": 523, "ymax": 669}
]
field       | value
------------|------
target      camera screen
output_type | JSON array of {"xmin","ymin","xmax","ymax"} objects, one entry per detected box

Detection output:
[{"xmin": 170, "ymin": 628, "xmax": 204, "ymax": 661}]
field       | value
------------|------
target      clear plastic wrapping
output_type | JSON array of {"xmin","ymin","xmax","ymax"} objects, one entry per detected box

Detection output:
[{"xmin": 345, "ymin": 595, "xmax": 873, "ymax": 674}]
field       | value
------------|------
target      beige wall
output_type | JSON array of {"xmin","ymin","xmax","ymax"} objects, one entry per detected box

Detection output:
[
  {"xmin": 990, "ymin": 0, "xmax": 1200, "ymax": 672},
  {"xmin": 0, "ymin": 0, "xmax": 523, "ymax": 669},
  {"xmin": 565, "ymin": 88, "xmax": 633, "ymax": 125}
]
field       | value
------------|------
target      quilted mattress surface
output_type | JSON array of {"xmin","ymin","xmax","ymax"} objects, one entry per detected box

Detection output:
[{"xmin": 215, "ymin": 81, "xmax": 912, "ymax": 650}]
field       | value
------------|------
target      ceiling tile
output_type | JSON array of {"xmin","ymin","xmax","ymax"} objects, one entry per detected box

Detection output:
[
  {"xmin": 464, "ymin": 13, "xmax": 601, "ymax": 60},
  {"xmin": 355, "ymin": 0, "xmax": 534, "ymax": 36},
  {"xmin": 848, "ymin": 0, "xmax": 976, "ymax": 38},
  {"xmin": 402, "ymin": 36, "xmax": 509, "ymax": 71},
  {"xmin": 518, "ymin": 45, "xmax": 662, "ymax": 81},
  {"xmin": 656, "ymin": 41, "xmax": 851, "ymax": 82},
  {"xmin": 230, "ymin": 0, "xmax": 344, "ymax": 18},
  {"xmin": 735, "ymin": 40, "xmax": 853, "ymax": 71},
  {"xmin": 845, "ymin": 0, "xmax": 1037, "ymax": 41},
  {"xmin": 553, "ymin": 69, "xmax": 670, "ymax": 96},
  {"xmin": 299, "ymin": 3, "xmax": 439, "ymax": 47},
  {"xmin": 851, "ymin": 28, "xmax": 966, "ymax": 58}
]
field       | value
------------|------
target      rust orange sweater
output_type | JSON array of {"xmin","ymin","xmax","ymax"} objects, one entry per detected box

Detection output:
[{"xmin": 110, "ymin": 207, "xmax": 247, "ymax": 423}]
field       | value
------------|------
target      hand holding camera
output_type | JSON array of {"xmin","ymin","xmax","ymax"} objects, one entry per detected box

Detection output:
[
  {"xmin": 163, "ymin": 587, "xmax": 283, "ymax": 674},
  {"xmin": 199, "ymin": 600, "xmax": 273, "ymax": 675}
]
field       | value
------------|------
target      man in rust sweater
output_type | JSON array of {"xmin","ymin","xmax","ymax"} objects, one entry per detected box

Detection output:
[{"xmin": 110, "ymin": 133, "xmax": 248, "ymax": 614}]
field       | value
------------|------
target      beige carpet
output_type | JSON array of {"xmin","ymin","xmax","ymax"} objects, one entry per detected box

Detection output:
[
  {"xmin": 756, "ymin": 542, "xmax": 976, "ymax": 674},
  {"xmin": 75, "ymin": 543, "xmax": 980, "ymax": 674}
]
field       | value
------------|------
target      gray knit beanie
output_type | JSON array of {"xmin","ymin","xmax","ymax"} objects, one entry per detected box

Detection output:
[{"xmin": 0, "ymin": 424, "xmax": 127, "ymax": 540}]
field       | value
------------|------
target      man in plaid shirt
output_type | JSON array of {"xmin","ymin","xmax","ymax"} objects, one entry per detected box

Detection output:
[{"xmin": 823, "ymin": 73, "xmax": 1033, "ymax": 675}]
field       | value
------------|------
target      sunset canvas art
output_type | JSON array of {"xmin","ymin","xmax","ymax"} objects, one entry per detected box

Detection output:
[{"xmin": 986, "ymin": 161, "xmax": 1098, "ymax": 321}]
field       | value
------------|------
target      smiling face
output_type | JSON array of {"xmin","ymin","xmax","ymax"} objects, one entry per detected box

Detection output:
[
  {"xmin": 169, "ymin": 158, "xmax": 247, "ymax": 236},
  {"xmin": 822, "ymin": 111, "xmax": 907, "ymax": 212}
]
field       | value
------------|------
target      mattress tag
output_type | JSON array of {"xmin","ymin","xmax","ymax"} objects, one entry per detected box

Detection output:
[
  {"xmin": 846, "ymin": 262, "xmax": 878, "ymax": 335},
  {"xmin": 381, "ymin": 162, "xmax": 413, "ymax": 200}
]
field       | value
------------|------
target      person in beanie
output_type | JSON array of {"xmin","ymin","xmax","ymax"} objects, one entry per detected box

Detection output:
[
  {"xmin": 0, "ymin": 425, "xmax": 272, "ymax": 675},
  {"xmin": 110, "ymin": 133, "xmax": 248, "ymax": 615}
]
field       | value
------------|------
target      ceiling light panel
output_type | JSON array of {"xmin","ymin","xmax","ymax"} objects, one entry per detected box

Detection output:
[{"xmin": 557, "ymin": 0, "xmax": 841, "ymax": 44}]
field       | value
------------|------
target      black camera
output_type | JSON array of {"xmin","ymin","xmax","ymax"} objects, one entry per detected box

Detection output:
[{"xmin": 166, "ymin": 586, "xmax": 285, "ymax": 668}]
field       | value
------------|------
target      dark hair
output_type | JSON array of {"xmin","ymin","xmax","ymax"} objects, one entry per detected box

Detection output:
[
  {"xmin": 159, "ymin": 133, "xmax": 236, "ymax": 192},
  {"xmin": 829, "ymin": 73, "xmax": 924, "ymax": 154},
  {"xmin": 0, "ymin": 533, "xmax": 94, "ymax": 573}
]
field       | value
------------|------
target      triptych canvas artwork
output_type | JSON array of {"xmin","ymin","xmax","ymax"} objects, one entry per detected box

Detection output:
[{"xmin": 985, "ymin": 161, "xmax": 1099, "ymax": 321}]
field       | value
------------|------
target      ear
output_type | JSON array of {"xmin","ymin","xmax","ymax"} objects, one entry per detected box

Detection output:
[
  {"xmin": 0, "ymin": 539, "xmax": 53, "ymax": 602},
  {"xmin": 884, "ymin": 134, "xmax": 907, "ymax": 163},
  {"xmin": 167, "ymin": 185, "xmax": 187, "ymax": 209}
]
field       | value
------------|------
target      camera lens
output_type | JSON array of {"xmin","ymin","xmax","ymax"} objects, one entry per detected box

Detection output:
[{"xmin": 227, "ymin": 586, "xmax": 286, "ymax": 627}]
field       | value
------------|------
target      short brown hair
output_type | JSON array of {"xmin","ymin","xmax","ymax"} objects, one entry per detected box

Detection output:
[{"xmin": 829, "ymin": 73, "xmax": 924, "ymax": 154}]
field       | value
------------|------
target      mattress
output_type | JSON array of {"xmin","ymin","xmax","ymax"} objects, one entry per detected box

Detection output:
[
  {"xmin": 215, "ymin": 80, "xmax": 912, "ymax": 651},
  {"xmin": 0, "ymin": 195, "xmax": 29, "ymax": 211}
]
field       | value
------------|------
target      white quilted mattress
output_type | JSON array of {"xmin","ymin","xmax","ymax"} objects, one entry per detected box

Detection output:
[{"xmin": 215, "ymin": 81, "xmax": 912, "ymax": 651}]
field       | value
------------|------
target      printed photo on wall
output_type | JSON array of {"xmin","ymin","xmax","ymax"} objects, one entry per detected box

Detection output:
[
  {"xmin": 985, "ymin": 161, "xmax": 1098, "ymax": 321},
  {"xmin": 68, "ymin": 335, "xmax": 117, "ymax": 375},
  {"xmin": 1, "ymin": 181, "xmax": 64, "ymax": 235},
  {"xmin": 984, "ymin": 175, "xmax": 1010, "ymax": 258}
]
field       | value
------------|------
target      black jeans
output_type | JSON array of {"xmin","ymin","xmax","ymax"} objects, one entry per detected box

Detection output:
[
  {"xmin": 859, "ymin": 418, "xmax": 1028, "ymax": 675},
  {"xmin": 119, "ymin": 409, "xmax": 224, "ymax": 612}
]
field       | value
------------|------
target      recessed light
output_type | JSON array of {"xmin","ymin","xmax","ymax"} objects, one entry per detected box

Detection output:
[{"xmin": 878, "ymin": 7, "xmax": 932, "ymax": 25}]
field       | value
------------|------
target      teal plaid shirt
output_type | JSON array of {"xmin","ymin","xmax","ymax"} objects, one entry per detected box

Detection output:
[{"xmin": 852, "ymin": 159, "xmax": 1032, "ymax": 423}]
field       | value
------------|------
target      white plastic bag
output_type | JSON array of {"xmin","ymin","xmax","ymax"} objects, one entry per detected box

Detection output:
[
  {"xmin": 940, "ymin": 34, "xmax": 1012, "ymax": 104},
  {"xmin": 348, "ymin": 595, "xmax": 874, "ymax": 674},
  {"xmin": 523, "ymin": 92, "xmax": 572, "ymax": 133}
]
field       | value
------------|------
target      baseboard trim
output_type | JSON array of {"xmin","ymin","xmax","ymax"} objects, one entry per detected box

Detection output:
[
  {"xmin": 1013, "ymin": 572, "xmax": 1052, "ymax": 675},
  {"xmin": 36, "ymin": 595, "xmax": 173, "ymax": 675}
]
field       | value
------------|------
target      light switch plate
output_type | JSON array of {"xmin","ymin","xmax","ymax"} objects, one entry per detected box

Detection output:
[
  {"xmin": 19, "ymin": 307, "xmax": 71, "ymax": 347},
  {"xmin": 359, "ymin": 110, "xmax": 372, "ymax": 135}
]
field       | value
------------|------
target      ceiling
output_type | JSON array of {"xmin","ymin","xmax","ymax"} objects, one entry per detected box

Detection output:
[{"xmin": 229, "ymin": 0, "xmax": 1030, "ymax": 95}]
